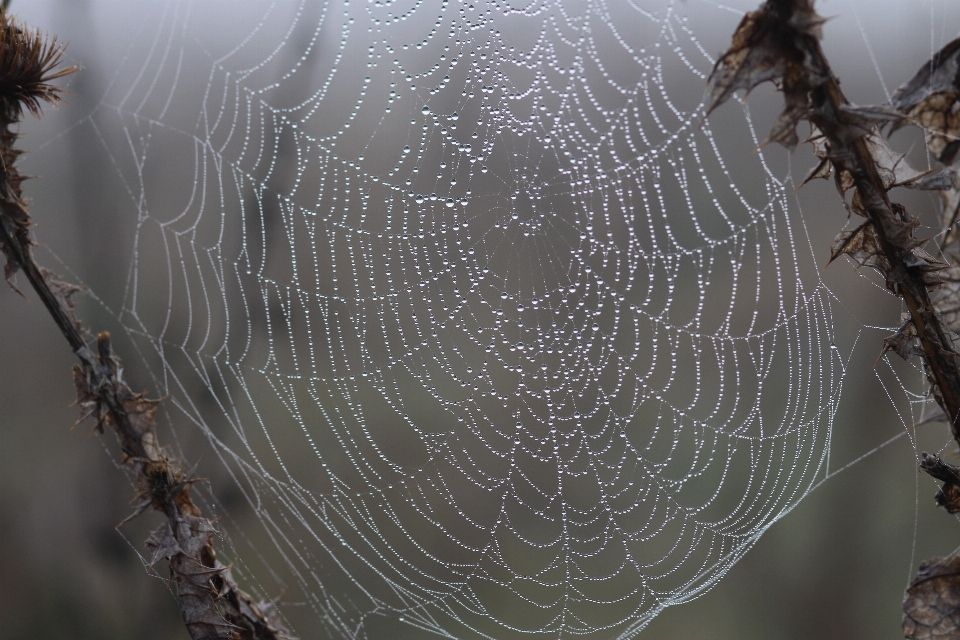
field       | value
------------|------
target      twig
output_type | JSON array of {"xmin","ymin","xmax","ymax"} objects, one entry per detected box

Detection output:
[
  {"xmin": 706, "ymin": 1, "xmax": 960, "ymax": 635},
  {"xmin": 707, "ymin": 0, "xmax": 960, "ymax": 441},
  {"xmin": 0, "ymin": 10, "xmax": 295, "ymax": 640}
]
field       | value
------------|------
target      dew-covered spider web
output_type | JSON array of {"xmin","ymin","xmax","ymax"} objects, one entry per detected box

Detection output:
[{"xmin": 25, "ymin": 0, "xmax": 960, "ymax": 637}]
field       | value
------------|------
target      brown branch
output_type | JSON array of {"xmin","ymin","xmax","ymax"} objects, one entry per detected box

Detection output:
[
  {"xmin": 708, "ymin": 0, "xmax": 960, "ymax": 441},
  {"xmin": 706, "ymin": 2, "xmax": 960, "ymax": 636},
  {"xmin": 0, "ymin": 11, "xmax": 295, "ymax": 640}
]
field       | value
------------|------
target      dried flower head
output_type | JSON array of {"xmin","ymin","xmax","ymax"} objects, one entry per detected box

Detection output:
[
  {"xmin": 0, "ymin": 8, "xmax": 76, "ymax": 282},
  {"xmin": 0, "ymin": 10, "xmax": 76, "ymax": 123}
]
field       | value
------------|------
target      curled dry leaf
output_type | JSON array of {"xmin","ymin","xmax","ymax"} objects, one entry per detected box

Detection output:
[
  {"xmin": 825, "ymin": 217, "xmax": 944, "ymax": 288},
  {"xmin": 705, "ymin": 0, "xmax": 824, "ymax": 149},
  {"xmin": 904, "ymin": 555, "xmax": 960, "ymax": 639},
  {"xmin": 814, "ymin": 128, "xmax": 943, "ymax": 196},
  {"xmin": 902, "ymin": 169, "xmax": 960, "ymax": 192},
  {"xmin": 828, "ymin": 220, "xmax": 885, "ymax": 270},
  {"xmin": 832, "ymin": 103, "xmax": 906, "ymax": 151},
  {"xmin": 919, "ymin": 452, "xmax": 960, "ymax": 514},
  {"xmin": 891, "ymin": 38, "xmax": 960, "ymax": 162},
  {"xmin": 881, "ymin": 315, "xmax": 922, "ymax": 362},
  {"xmin": 800, "ymin": 124, "xmax": 830, "ymax": 178},
  {"xmin": 891, "ymin": 37, "xmax": 960, "ymax": 246},
  {"xmin": 905, "ymin": 246, "xmax": 950, "ymax": 276},
  {"xmin": 866, "ymin": 132, "xmax": 936, "ymax": 191},
  {"xmin": 146, "ymin": 516, "xmax": 245, "ymax": 639}
]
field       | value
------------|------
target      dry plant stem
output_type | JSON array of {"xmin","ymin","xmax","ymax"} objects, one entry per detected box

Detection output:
[
  {"xmin": 783, "ymin": 6, "xmax": 960, "ymax": 465},
  {"xmin": 709, "ymin": 0, "xmax": 960, "ymax": 442},
  {"xmin": 789, "ymin": 0, "xmax": 960, "ymax": 438},
  {"xmin": 708, "ymin": 1, "xmax": 960, "ymax": 635},
  {"xmin": 818, "ymin": 99, "xmax": 960, "ymax": 433},
  {"xmin": 0, "ymin": 12, "xmax": 295, "ymax": 640},
  {"xmin": 0, "ymin": 204, "xmax": 83, "ymax": 350}
]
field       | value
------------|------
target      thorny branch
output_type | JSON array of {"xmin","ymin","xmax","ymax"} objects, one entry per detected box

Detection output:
[
  {"xmin": 706, "ymin": 0, "xmax": 960, "ymax": 636},
  {"xmin": 0, "ymin": 10, "xmax": 294, "ymax": 640},
  {"xmin": 888, "ymin": 34, "xmax": 960, "ymax": 640},
  {"xmin": 707, "ymin": 0, "xmax": 960, "ymax": 436}
]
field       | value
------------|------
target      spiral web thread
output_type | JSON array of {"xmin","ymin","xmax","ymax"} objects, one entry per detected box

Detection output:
[{"xmin": 56, "ymin": 0, "xmax": 853, "ymax": 637}]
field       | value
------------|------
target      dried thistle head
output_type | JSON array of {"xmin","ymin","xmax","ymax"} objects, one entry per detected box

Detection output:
[{"xmin": 0, "ymin": 10, "xmax": 76, "ymax": 123}]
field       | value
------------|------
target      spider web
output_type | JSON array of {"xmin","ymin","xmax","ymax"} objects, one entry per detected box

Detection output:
[{"xmin": 24, "ymin": 0, "xmax": 927, "ymax": 637}]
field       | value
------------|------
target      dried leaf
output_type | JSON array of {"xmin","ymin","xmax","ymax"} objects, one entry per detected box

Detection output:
[
  {"xmin": 905, "ymin": 245, "xmax": 950, "ymax": 274},
  {"xmin": 935, "ymin": 483, "xmax": 960, "ymax": 514},
  {"xmin": 892, "ymin": 39, "xmax": 960, "ymax": 112},
  {"xmin": 164, "ymin": 515, "xmax": 240, "ymax": 639},
  {"xmin": 705, "ymin": 1, "xmax": 825, "ymax": 149},
  {"xmin": 904, "ymin": 555, "xmax": 960, "ymax": 639},
  {"xmin": 865, "ymin": 131, "xmax": 929, "ymax": 190},
  {"xmin": 145, "ymin": 521, "xmax": 183, "ymax": 568},
  {"xmin": 919, "ymin": 452, "xmax": 960, "ymax": 514},
  {"xmin": 827, "ymin": 220, "xmax": 888, "ymax": 273},
  {"xmin": 839, "ymin": 103, "xmax": 904, "ymax": 127},
  {"xmin": 881, "ymin": 317, "xmax": 921, "ymax": 362},
  {"xmin": 835, "ymin": 104, "xmax": 906, "ymax": 147},
  {"xmin": 850, "ymin": 188, "xmax": 868, "ymax": 218},
  {"xmin": 826, "ymin": 214, "xmax": 943, "ymax": 287},
  {"xmin": 705, "ymin": 10, "xmax": 791, "ymax": 113},
  {"xmin": 800, "ymin": 157, "xmax": 831, "ymax": 186},
  {"xmin": 766, "ymin": 97, "xmax": 808, "ymax": 148},
  {"xmin": 892, "ymin": 38, "xmax": 960, "ymax": 160},
  {"xmin": 900, "ymin": 168, "xmax": 960, "ymax": 192}
]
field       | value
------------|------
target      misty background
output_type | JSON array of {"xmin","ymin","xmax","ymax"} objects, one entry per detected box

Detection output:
[{"xmin": 0, "ymin": 0, "xmax": 959, "ymax": 638}]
